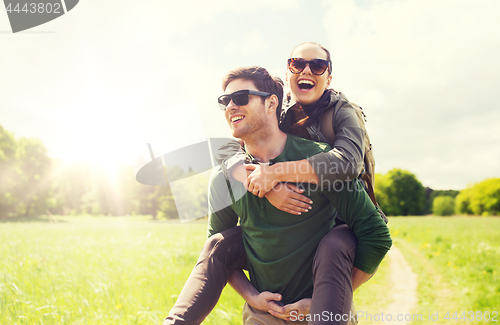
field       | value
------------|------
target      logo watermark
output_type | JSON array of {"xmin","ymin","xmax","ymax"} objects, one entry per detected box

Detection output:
[
  {"xmin": 3, "ymin": 0, "xmax": 79, "ymax": 33},
  {"xmin": 290, "ymin": 310, "xmax": 499, "ymax": 322}
]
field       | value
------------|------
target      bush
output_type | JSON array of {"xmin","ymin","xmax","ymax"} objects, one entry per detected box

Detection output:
[
  {"xmin": 426, "ymin": 189, "xmax": 459, "ymax": 214},
  {"xmin": 375, "ymin": 168, "xmax": 426, "ymax": 216},
  {"xmin": 455, "ymin": 178, "xmax": 500, "ymax": 216},
  {"xmin": 432, "ymin": 196, "xmax": 455, "ymax": 216},
  {"xmin": 455, "ymin": 188, "xmax": 473, "ymax": 215}
]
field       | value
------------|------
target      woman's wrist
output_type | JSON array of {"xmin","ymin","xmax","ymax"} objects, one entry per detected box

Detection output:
[
  {"xmin": 273, "ymin": 160, "xmax": 318, "ymax": 184},
  {"xmin": 271, "ymin": 162, "xmax": 287, "ymax": 183}
]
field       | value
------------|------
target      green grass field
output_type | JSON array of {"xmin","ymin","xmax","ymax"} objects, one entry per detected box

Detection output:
[
  {"xmin": 388, "ymin": 217, "xmax": 500, "ymax": 324},
  {"xmin": 1, "ymin": 216, "xmax": 499, "ymax": 324},
  {"xmin": 0, "ymin": 217, "xmax": 247, "ymax": 325}
]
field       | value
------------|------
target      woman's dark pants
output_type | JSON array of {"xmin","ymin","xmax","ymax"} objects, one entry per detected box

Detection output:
[{"xmin": 163, "ymin": 224, "xmax": 357, "ymax": 325}]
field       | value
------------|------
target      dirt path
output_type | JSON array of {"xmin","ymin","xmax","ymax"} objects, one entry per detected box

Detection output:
[
  {"xmin": 381, "ymin": 245, "xmax": 418, "ymax": 324},
  {"xmin": 356, "ymin": 244, "xmax": 418, "ymax": 325}
]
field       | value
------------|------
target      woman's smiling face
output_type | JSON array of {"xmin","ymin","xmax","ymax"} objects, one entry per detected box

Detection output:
[{"xmin": 286, "ymin": 43, "xmax": 332, "ymax": 106}]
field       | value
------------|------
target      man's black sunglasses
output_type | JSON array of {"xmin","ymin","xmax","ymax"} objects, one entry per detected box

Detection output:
[
  {"xmin": 287, "ymin": 58, "xmax": 331, "ymax": 75},
  {"xmin": 218, "ymin": 90, "xmax": 271, "ymax": 110}
]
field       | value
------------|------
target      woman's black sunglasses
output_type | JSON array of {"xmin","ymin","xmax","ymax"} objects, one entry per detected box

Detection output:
[
  {"xmin": 218, "ymin": 90, "xmax": 271, "ymax": 111},
  {"xmin": 287, "ymin": 58, "xmax": 331, "ymax": 75}
]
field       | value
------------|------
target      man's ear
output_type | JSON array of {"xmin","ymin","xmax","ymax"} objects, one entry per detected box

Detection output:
[{"xmin": 266, "ymin": 94, "xmax": 279, "ymax": 114}]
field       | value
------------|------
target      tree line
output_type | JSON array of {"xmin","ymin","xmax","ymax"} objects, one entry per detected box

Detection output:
[
  {"xmin": 0, "ymin": 124, "xmax": 178, "ymax": 219},
  {"xmin": 1, "ymin": 124, "xmax": 498, "ymax": 219},
  {"xmin": 375, "ymin": 169, "xmax": 499, "ymax": 216}
]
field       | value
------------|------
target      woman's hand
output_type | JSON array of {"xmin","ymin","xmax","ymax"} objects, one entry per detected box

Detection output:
[
  {"xmin": 247, "ymin": 291, "xmax": 286, "ymax": 315},
  {"xmin": 244, "ymin": 164, "xmax": 281, "ymax": 198},
  {"xmin": 268, "ymin": 298, "xmax": 311, "ymax": 321},
  {"xmin": 265, "ymin": 183, "xmax": 313, "ymax": 215}
]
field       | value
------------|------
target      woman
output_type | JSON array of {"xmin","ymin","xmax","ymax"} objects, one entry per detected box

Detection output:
[
  {"xmin": 247, "ymin": 42, "xmax": 365, "ymax": 214},
  {"xmin": 165, "ymin": 42, "xmax": 381, "ymax": 325}
]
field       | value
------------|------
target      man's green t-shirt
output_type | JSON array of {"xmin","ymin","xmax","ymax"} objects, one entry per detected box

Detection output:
[{"xmin": 208, "ymin": 134, "xmax": 391, "ymax": 304}]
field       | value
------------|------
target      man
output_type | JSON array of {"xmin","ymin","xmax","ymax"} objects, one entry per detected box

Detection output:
[{"xmin": 165, "ymin": 67, "xmax": 391, "ymax": 325}]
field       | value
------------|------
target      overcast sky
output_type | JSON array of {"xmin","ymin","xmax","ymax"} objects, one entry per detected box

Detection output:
[{"xmin": 1, "ymin": 0, "xmax": 499, "ymax": 190}]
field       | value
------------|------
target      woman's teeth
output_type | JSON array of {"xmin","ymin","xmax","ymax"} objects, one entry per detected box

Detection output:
[{"xmin": 298, "ymin": 80, "xmax": 315, "ymax": 90}]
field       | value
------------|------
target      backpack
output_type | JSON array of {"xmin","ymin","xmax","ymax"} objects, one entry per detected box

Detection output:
[{"xmin": 312, "ymin": 91, "xmax": 388, "ymax": 223}]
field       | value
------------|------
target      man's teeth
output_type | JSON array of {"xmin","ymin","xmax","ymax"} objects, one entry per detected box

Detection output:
[
  {"xmin": 231, "ymin": 116, "xmax": 244, "ymax": 122},
  {"xmin": 298, "ymin": 80, "xmax": 315, "ymax": 86}
]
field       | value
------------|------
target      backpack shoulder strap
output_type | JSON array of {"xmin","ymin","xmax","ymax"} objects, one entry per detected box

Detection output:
[
  {"xmin": 318, "ymin": 89, "xmax": 342, "ymax": 145},
  {"xmin": 319, "ymin": 107, "xmax": 335, "ymax": 145}
]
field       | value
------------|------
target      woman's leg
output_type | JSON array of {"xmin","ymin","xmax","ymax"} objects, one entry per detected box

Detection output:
[
  {"xmin": 163, "ymin": 226, "xmax": 247, "ymax": 325},
  {"xmin": 309, "ymin": 224, "xmax": 357, "ymax": 325}
]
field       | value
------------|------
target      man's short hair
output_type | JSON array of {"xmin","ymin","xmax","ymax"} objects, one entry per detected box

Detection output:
[{"xmin": 222, "ymin": 66, "xmax": 284, "ymax": 121}]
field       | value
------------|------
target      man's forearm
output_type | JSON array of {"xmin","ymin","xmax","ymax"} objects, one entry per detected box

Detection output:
[
  {"xmin": 352, "ymin": 266, "xmax": 373, "ymax": 292},
  {"xmin": 228, "ymin": 269, "xmax": 259, "ymax": 304},
  {"xmin": 228, "ymin": 269, "xmax": 285, "ymax": 314}
]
